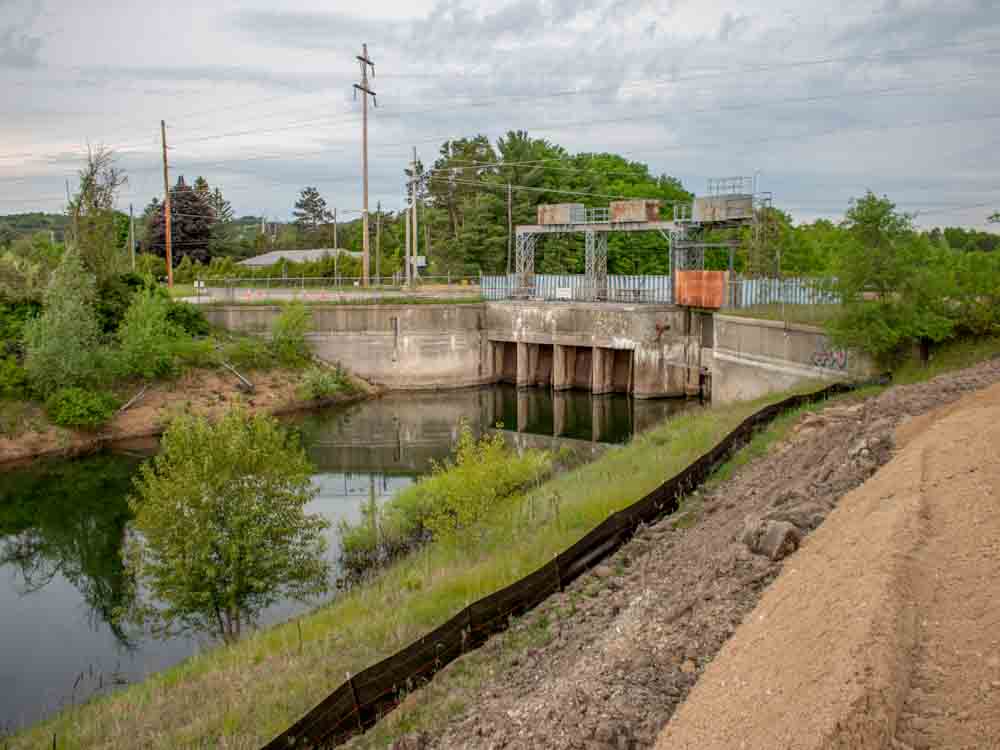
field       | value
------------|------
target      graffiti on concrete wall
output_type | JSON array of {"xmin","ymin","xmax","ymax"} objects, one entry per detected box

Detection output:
[{"xmin": 812, "ymin": 346, "xmax": 848, "ymax": 371}]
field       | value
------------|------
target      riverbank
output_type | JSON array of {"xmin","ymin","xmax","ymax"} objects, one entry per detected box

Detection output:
[
  {"xmin": 0, "ymin": 366, "xmax": 373, "ymax": 467},
  {"xmin": 8, "ymin": 384, "xmax": 821, "ymax": 749}
]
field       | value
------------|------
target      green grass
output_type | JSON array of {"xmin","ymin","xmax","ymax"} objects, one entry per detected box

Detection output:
[
  {"xmin": 892, "ymin": 334, "xmax": 1000, "ymax": 385},
  {"xmin": 724, "ymin": 303, "xmax": 840, "ymax": 327},
  {"xmin": 10, "ymin": 386, "xmax": 822, "ymax": 750},
  {"xmin": 165, "ymin": 283, "xmax": 197, "ymax": 299}
]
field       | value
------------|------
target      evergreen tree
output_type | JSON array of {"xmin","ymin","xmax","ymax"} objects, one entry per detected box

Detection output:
[
  {"xmin": 144, "ymin": 176, "xmax": 214, "ymax": 265},
  {"xmin": 293, "ymin": 187, "xmax": 331, "ymax": 231}
]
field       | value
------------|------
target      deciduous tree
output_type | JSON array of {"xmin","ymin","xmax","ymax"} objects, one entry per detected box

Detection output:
[{"xmin": 126, "ymin": 409, "xmax": 329, "ymax": 643}]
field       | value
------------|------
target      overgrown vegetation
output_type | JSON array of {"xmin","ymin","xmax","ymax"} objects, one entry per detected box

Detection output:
[
  {"xmin": 45, "ymin": 388, "xmax": 118, "ymax": 430},
  {"xmin": 269, "ymin": 302, "xmax": 312, "ymax": 366},
  {"xmin": 296, "ymin": 365, "xmax": 353, "ymax": 401},
  {"xmin": 339, "ymin": 425, "xmax": 551, "ymax": 576}
]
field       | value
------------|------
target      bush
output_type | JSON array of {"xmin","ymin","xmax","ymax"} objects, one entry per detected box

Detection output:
[
  {"xmin": 338, "ymin": 424, "xmax": 551, "ymax": 576},
  {"xmin": 95, "ymin": 273, "xmax": 146, "ymax": 334},
  {"xmin": 23, "ymin": 248, "xmax": 107, "ymax": 396},
  {"xmin": 46, "ymin": 387, "xmax": 117, "ymax": 430},
  {"xmin": 222, "ymin": 337, "xmax": 275, "ymax": 371},
  {"xmin": 166, "ymin": 301, "xmax": 210, "ymax": 337},
  {"xmin": 0, "ymin": 300, "xmax": 41, "ymax": 357},
  {"xmin": 117, "ymin": 288, "xmax": 182, "ymax": 379},
  {"xmin": 296, "ymin": 365, "xmax": 351, "ymax": 401},
  {"xmin": 171, "ymin": 338, "xmax": 219, "ymax": 370},
  {"xmin": 270, "ymin": 302, "xmax": 312, "ymax": 366},
  {"xmin": 0, "ymin": 355, "xmax": 28, "ymax": 399}
]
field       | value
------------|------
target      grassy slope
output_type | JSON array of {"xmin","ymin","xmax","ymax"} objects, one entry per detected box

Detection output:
[
  {"xmin": 723, "ymin": 303, "xmax": 840, "ymax": 327},
  {"xmin": 12, "ymin": 388, "xmax": 818, "ymax": 750}
]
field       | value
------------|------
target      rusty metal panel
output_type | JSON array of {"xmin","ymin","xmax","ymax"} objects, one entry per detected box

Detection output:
[
  {"xmin": 676, "ymin": 270, "xmax": 726, "ymax": 308},
  {"xmin": 692, "ymin": 195, "xmax": 753, "ymax": 223},
  {"xmin": 536, "ymin": 203, "xmax": 584, "ymax": 225},
  {"xmin": 609, "ymin": 199, "xmax": 661, "ymax": 223}
]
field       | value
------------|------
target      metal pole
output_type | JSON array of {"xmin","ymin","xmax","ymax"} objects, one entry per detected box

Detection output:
[
  {"xmin": 404, "ymin": 210, "xmax": 411, "ymax": 287},
  {"xmin": 129, "ymin": 203, "xmax": 135, "ymax": 271},
  {"xmin": 411, "ymin": 146, "xmax": 419, "ymax": 285},
  {"xmin": 375, "ymin": 201, "xmax": 382, "ymax": 284},
  {"xmin": 160, "ymin": 120, "xmax": 173, "ymax": 287},
  {"xmin": 506, "ymin": 182, "xmax": 512, "ymax": 274}
]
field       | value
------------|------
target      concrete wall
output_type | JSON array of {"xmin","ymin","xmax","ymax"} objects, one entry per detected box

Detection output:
[
  {"xmin": 203, "ymin": 303, "xmax": 492, "ymax": 390},
  {"xmin": 712, "ymin": 314, "xmax": 875, "ymax": 403},
  {"xmin": 486, "ymin": 301, "xmax": 705, "ymax": 398},
  {"xmin": 204, "ymin": 301, "xmax": 709, "ymax": 398}
]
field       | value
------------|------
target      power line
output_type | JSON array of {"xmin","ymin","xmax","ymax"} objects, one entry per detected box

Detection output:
[{"xmin": 5, "ymin": 34, "xmax": 999, "ymax": 163}]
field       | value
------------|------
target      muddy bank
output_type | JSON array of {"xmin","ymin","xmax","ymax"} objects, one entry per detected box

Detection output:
[
  {"xmin": 374, "ymin": 358, "xmax": 1000, "ymax": 750},
  {"xmin": 0, "ymin": 368, "xmax": 373, "ymax": 467}
]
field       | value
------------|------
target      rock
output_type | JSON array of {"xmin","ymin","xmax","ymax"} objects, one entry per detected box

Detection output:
[
  {"xmin": 742, "ymin": 518, "xmax": 801, "ymax": 561},
  {"xmin": 765, "ymin": 501, "xmax": 828, "ymax": 531},
  {"xmin": 391, "ymin": 732, "xmax": 429, "ymax": 750},
  {"xmin": 848, "ymin": 438, "xmax": 869, "ymax": 459},
  {"xmin": 759, "ymin": 521, "xmax": 801, "ymax": 561},
  {"xmin": 593, "ymin": 565, "xmax": 614, "ymax": 580}
]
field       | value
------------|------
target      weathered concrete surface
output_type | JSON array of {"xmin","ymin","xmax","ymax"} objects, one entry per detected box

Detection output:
[
  {"xmin": 203, "ymin": 304, "xmax": 492, "ymax": 390},
  {"xmin": 712, "ymin": 314, "xmax": 875, "ymax": 403},
  {"xmin": 204, "ymin": 301, "xmax": 709, "ymax": 397},
  {"xmin": 486, "ymin": 302, "xmax": 704, "ymax": 398}
]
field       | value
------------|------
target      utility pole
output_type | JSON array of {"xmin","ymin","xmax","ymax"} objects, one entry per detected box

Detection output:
[
  {"xmin": 160, "ymin": 119, "xmax": 173, "ymax": 287},
  {"xmin": 375, "ymin": 201, "xmax": 382, "ymax": 284},
  {"xmin": 129, "ymin": 203, "xmax": 136, "ymax": 271},
  {"xmin": 404, "ymin": 210, "xmax": 411, "ymax": 287},
  {"xmin": 506, "ymin": 182, "xmax": 513, "ymax": 274},
  {"xmin": 411, "ymin": 147, "xmax": 419, "ymax": 285},
  {"xmin": 332, "ymin": 207, "xmax": 338, "ymax": 249},
  {"xmin": 354, "ymin": 44, "xmax": 376, "ymax": 287}
]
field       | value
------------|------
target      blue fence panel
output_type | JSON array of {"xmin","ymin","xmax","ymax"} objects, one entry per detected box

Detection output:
[
  {"xmin": 733, "ymin": 277, "xmax": 838, "ymax": 308},
  {"xmin": 481, "ymin": 274, "xmax": 673, "ymax": 303}
]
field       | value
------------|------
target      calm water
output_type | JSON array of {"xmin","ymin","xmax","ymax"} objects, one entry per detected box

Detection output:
[{"xmin": 0, "ymin": 386, "xmax": 692, "ymax": 732}]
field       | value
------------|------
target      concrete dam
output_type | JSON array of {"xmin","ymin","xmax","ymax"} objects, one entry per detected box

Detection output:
[{"xmin": 202, "ymin": 302, "xmax": 872, "ymax": 402}]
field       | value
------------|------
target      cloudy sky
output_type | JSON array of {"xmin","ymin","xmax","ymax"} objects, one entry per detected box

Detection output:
[{"xmin": 1, "ymin": 0, "xmax": 998, "ymax": 228}]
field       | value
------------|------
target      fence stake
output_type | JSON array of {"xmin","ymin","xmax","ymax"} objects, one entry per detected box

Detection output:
[{"xmin": 347, "ymin": 674, "xmax": 363, "ymax": 731}]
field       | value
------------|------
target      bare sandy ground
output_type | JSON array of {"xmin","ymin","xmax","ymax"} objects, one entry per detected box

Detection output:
[{"xmin": 658, "ymin": 382, "xmax": 1000, "ymax": 749}]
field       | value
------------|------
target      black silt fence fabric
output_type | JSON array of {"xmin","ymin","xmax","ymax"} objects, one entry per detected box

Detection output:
[{"xmin": 263, "ymin": 379, "xmax": 876, "ymax": 750}]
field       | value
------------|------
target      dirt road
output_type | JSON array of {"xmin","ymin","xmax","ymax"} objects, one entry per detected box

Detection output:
[
  {"xmin": 659, "ymin": 381, "xmax": 1000, "ymax": 749},
  {"xmin": 377, "ymin": 359, "xmax": 1000, "ymax": 750}
]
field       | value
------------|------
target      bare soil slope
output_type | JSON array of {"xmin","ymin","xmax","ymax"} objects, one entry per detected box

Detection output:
[
  {"xmin": 658, "ymin": 380, "xmax": 1000, "ymax": 749},
  {"xmin": 386, "ymin": 359, "xmax": 1000, "ymax": 750}
]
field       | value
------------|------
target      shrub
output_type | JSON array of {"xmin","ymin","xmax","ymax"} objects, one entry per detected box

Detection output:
[
  {"xmin": 338, "ymin": 424, "xmax": 551, "ymax": 576},
  {"xmin": 0, "ymin": 355, "xmax": 28, "ymax": 399},
  {"xmin": 22, "ymin": 248, "xmax": 106, "ymax": 396},
  {"xmin": 222, "ymin": 337, "xmax": 275, "ymax": 371},
  {"xmin": 117, "ymin": 288, "xmax": 182, "ymax": 379},
  {"xmin": 270, "ymin": 302, "xmax": 312, "ymax": 366},
  {"xmin": 171, "ymin": 338, "xmax": 219, "ymax": 370},
  {"xmin": 0, "ymin": 300, "xmax": 41, "ymax": 357},
  {"xmin": 46, "ymin": 387, "xmax": 118, "ymax": 430},
  {"xmin": 166, "ymin": 301, "xmax": 210, "ymax": 337},
  {"xmin": 95, "ymin": 273, "xmax": 145, "ymax": 334},
  {"xmin": 296, "ymin": 365, "xmax": 351, "ymax": 401}
]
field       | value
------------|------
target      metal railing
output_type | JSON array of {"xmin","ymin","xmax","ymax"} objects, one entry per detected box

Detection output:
[
  {"xmin": 191, "ymin": 275, "xmax": 483, "ymax": 301},
  {"xmin": 481, "ymin": 274, "xmax": 673, "ymax": 304}
]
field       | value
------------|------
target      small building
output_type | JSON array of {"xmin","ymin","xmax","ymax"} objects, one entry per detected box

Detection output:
[
  {"xmin": 609, "ymin": 199, "xmax": 661, "ymax": 223},
  {"xmin": 237, "ymin": 248, "xmax": 362, "ymax": 268}
]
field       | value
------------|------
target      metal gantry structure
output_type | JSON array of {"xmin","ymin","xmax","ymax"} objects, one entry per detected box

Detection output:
[{"xmin": 513, "ymin": 177, "xmax": 773, "ymax": 302}]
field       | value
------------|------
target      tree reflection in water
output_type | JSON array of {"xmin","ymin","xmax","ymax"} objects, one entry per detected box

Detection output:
[{"xmin": 0, "ymin": 454, "xmax": 141, "ymax": 649}]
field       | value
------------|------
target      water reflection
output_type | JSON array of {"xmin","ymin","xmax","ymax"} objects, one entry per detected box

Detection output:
[{"xmin": 0, "ymin": 385, "xmax": 694, "ymax": 731}]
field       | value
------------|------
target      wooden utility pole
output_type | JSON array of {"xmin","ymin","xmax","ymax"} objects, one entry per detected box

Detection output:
[
  {"xmin": 129, "ymin": 203, "xmax": 136, "ymax": 271},
  {"xmin": 160, "ymin": 119, "xmax": 173, "ymax": 287},
  {"xmin": 332, "ymin": 207, "xmax": 338, "ymax": 250},
  {"xmin": 375, "ymin": 201, "xmax": 382, "ymax": 283},
  {"xmin": 411, "ymin": 146, "xmax": 419, "ymax": 285},
  {"xmin": 354, "ymin": 44, "xmax": 376, "ymax": 287},
  {"xmin": 506, "ymin": 182, "xmax": 513, "ymax": 274}
]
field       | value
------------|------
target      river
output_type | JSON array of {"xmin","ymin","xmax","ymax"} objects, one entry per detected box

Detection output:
[{"xmin": 0, "ymin": 385, "xmax": 694, "ymax": 732}]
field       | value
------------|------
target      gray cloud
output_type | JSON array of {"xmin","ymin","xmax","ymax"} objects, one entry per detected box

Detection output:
[{"xmin": 0, "ymin": 26, "xmax": 41, "ymax": 67}]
